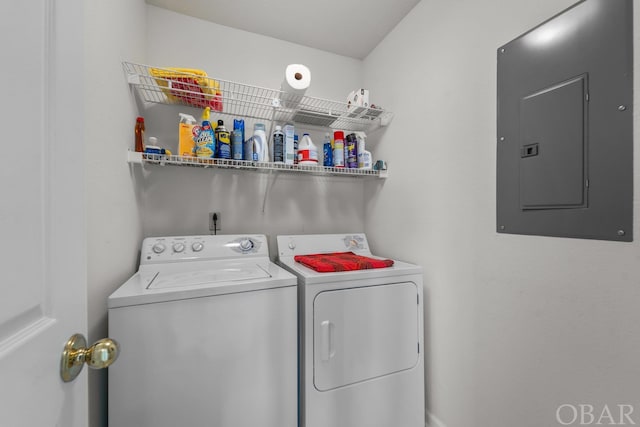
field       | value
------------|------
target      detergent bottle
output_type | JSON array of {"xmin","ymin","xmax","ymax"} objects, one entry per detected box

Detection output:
[
  {"xmin": 298, "ymin": 133, "xmax": 318, "ymax": 165},
  {"xmin": 253, "ymin": 123, "xmax": 269, "ymax": 162},
  {"xmin": 178, "ymin": 113, "xmax": 197, "ymax": 156},
  {"xmin": 195, "ymin": 107, "xmax": 215, "ymax": 158}
]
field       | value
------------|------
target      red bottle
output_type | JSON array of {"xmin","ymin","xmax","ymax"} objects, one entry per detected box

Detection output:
[{"xmin": 135, "ymin": 117, "xmax": 145, "ymax": 152}]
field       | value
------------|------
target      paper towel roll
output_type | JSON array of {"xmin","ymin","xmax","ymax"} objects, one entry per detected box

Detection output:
[{"xmin": 279, "ymin": 64, "xmax": 311, "ymax": 108}]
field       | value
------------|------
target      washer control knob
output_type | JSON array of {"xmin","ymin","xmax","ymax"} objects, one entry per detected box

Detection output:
[
  {"xmin": 191, "ymin": 242, "xmax": 204, "ymax": 252},
  {"xmin": 239, "ymin": 239, "xmax": 254, "ymax": 252},
  {"xmin": 288, "ymin": 241, "xmax": 296, "ymax": 250},
  {"xmin": 152, "ymin": 243, "xmax": 166, "ymax": 254},
  {"xmin": 173, "ymin": 242, "xmax": 185, "ymax": 253}
]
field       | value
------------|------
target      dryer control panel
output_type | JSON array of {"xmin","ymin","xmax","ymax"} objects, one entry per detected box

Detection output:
[
  {"xmin": 277, "ymin": 233, "xmax": 371, "ymax": 258},
  {"xmin": 140, "ymin": 234, "xmax": 267, "ymax": 264}
]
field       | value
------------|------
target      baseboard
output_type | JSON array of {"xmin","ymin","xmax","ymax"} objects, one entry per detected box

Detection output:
[{"xmin": 426, "ymin": 411, "xmax": 447, "ymax": 427}]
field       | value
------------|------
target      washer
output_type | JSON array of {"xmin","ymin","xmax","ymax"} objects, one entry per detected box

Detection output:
[
  {"xmin": 277, "ymin": 233, "xmax": 425, "ymax": 427},
  {"xmin": 108, "ymin": 234, "xmax": 297, "ymax": 427}
]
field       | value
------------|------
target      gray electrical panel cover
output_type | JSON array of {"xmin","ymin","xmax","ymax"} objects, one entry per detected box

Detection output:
[{"xmin": 496, "ymin": 0, "xmax": 633, "ymax": 241}]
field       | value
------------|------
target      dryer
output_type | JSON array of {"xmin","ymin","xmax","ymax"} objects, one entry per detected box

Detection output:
[
  {"xmin": 108, "ymin": 234, "xmax": 297, "ymax": 427},
  {"xmin": 277, "ymin": 233, "xmax": 425, "ymax": 427}
]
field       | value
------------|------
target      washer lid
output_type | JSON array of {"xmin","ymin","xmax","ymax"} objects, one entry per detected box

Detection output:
[
  {"xmin": 108, "ymin": 259, "xmax": 297, "ymax": 308},
  {"xmin": 149, "ymin": 263, "xmax": 271, "ymax": 289}
]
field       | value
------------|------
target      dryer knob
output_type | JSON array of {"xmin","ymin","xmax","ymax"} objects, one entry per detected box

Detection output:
[
  {"xmin": 288, "ymin": 242, "xmax": 296, "ymax": 250},
  {"xmin": 152, "ymin": 243, "xmax": 166, "ymax": 254},
  {"xmin": 191, "ymin": 242, "xmax": 204, "ymax": 252},
  {"xmin": 173, "ymin": 242, "xmax": 185, "ymax": 253},
  {"xmin": 239, "ymin": 239, "xmax": 254, "ymax": 252}
]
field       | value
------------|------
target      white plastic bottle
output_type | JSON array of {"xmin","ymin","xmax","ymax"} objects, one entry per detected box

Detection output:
[
  {"xmin": 297, "ymin": 133, "xmax": 318, "ymax": 165},
  {"xmin": 253, "ymin": 123, "xmax": 269, "ymax": 162},
  {"xmin": 355, "ymin": 132, "xmax": 372, "ymax": 170}
]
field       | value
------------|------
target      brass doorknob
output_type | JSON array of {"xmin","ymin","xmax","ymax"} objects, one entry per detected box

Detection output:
[{"xmin": 60, "ymin": 333, "xmax": 120, "ymax": 382}]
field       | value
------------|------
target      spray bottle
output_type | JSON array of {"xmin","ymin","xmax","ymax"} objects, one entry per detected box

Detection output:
[
  {"xmin": 355, "ymin": 131, "xmax": 372, "ymax": 170},
  {"xmin": 195, "ymin": 107, "xmax": 215, "ymax": 158},
  {"xmin": 322, "ymin": 133, "xmax": 333, "ymax": 167},
  {"xmin": 215, "ymin": 119, "xmax": 231, "ymax": 159},
  {"xmin": 233, "ymin": 119, "xmax": 245, "ymax": 160},
  {"xmin": 345, "ymin": 133, "xmax": 358, "ymax": 168},
  {"xmin": 333, "ymin": 131, "xmax": 345, "ymax": 168}
]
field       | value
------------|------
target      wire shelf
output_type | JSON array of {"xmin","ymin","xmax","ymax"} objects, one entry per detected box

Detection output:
[
  {"xmin": 123, "ymin": 62, "xmax": 393, "ymax": 132},
  {"xmin": 127, "ymin": 151, "xmax": 388, "ymax": 179}
]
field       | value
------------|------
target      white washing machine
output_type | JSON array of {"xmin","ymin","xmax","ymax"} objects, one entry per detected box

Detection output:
[
  {"xmin": 277, "ymin": 233, "xmax": 425, "ymax": 427},
  {"xmin": 108, "ymin": 234, "xmax": 297, "ymax": 427}
]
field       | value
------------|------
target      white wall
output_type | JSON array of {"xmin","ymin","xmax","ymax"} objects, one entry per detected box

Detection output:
[
  {"xmin": 146, "ymin": 5, "xmax": 362, "ymax": 100},
  {"xmin": 364, "ymin": 1, "xmax": 640, "ymax": 427},
  {"xmin": 141, "ymin": 5, "xmax": 367, "ymax": 257},
  {"xmin": 85, "ymin": 1, "xmax": 147, "ymax": 426},
  {"xmin": 85, "ymin": 5, "xmax": 366, "ymax": 426}
]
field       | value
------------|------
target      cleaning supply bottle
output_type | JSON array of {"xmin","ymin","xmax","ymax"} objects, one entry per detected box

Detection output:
[
  {"xmin": 272, "ymin": 125, "xmax": 285, "ymax": 163},
  {"xmin": 345, "ymin": 133, "xmax": 358, "ymax": 168},
  {"xmin": 215, "ymin": 119, "xmax": 231, "ymax": 159},
  {"xmin": 135, "ymin": 117, "xmax": 145, "ymax": 152},
  {"xmin": 233, "ymin": 119, "xmax": 245, "ymax": 142},
  {"xmin": 253, "ymin": 123, "xmax": 268, "ymax": 162},
  {"xmin": 244, "ymin": 136, "xmax": 255, "ymax": 161},
  {"xmin": 333, "ymin": 130, "xmax": 345, "ymax": 168},
  {"xmin": 195, "ymin": 107, "xmax": 215, "ymax": 158},
  {"xmin": 355, "ymin": 132, "xmax": 372, "ymax": 169},
  {"xmin": 282, "ymin": 124, "xmax": 295, "ymax": 164},
  {"xmin": 145, "ymin": 136, "xmax": 161, "ymax": 153},
  {"xmin": 232, "ymin": 130, "xmax": 243, "ymax": 160},
  {"xmin": 251, "ymin": 137, "xmax": 259, "ymax": 161},
  {"xmin": 233, "ymin": 119, "xmax": 245, "ymax": 160},
  {"xmin": 322, "ymin": 133, "xmax": 333, "ymax": 167},
  {"xmin": 178, "ymin": 113, "xmax": 197, "ymax": 157},
  {"xmin": 298, "ymin": 133, "xmax": 318, "ymax": 165},
  {"xmin": 293, "ymin": 134, "xmax": 299, "ymax": 164}
]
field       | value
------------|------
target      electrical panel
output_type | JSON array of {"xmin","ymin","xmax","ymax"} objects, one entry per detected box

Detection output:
[{"xmin": 496, "ymin": 0, "xmax": 633, "ymax": 241}]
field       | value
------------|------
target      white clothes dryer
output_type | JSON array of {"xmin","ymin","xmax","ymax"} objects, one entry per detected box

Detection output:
[
  {"xmin": 277, "ymin": 233, "xmax": 425, "ymax": 427},
  {"xmin": 108, "ymin": 234, "xmax": 297, "ymax": 427}
]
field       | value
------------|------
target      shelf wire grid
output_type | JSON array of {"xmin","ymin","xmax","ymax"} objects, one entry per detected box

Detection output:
[
  {"xmin": 123, "ymin": 62, "xmax": 393, "ymax": 132},
  {"xmin": 134, "ymin": 152, "xmax": 386, "ymax": 178}
]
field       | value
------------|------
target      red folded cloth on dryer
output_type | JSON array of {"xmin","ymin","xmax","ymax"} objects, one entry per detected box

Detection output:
[{"xmin": 294, "ymin": 251, "xmax": 394, "ymax": 272}]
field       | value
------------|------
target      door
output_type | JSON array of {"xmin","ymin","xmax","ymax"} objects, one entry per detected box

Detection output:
[
  {"xmin": 313, "ymin": 282, "xmax": 420, "ymax": 391},
  {"xmin": 0, "ymin": 1, "xmax": 87, "ymax": 426}
]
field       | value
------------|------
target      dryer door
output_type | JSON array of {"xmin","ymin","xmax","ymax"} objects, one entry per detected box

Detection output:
[{"xmin": 313, "ymin": 282, "xmax": 419, "ymax": 391}]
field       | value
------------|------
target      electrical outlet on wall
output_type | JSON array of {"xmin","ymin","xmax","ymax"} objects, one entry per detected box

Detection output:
[{"xmin": 209, "ymin": 212, "xmax": 221, "ymax": 234}]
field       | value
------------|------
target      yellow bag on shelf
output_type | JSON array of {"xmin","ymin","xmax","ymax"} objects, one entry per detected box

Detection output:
[{"xmin": 149, "ymin": 67, "xmax": 223, "ymax": 111}]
